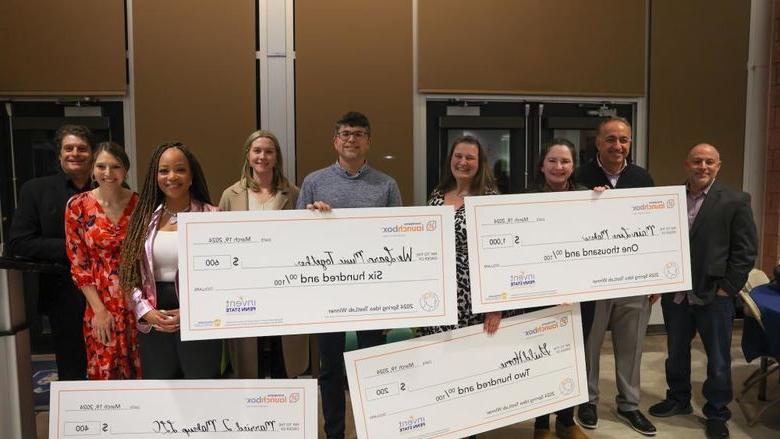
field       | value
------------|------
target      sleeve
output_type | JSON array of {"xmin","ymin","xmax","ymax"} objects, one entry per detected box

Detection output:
[
  {"xmin": 130, "ymin": 286, "xmax": 153, "ymax": 333},
  {"xmin": 296, "ymin": 177, "xmax": 313, "ymax": 209},
  {"xmin": 719, "ymin": 194, "xmax": 758, "ymax": 295},
  {"xmin": 64, "ymin": 196, "xmax": 96, "ymax": 289},
  {"xmin": 8, "ymin": 180, "xmax": 67, "ymax": 262},
  {"xmin": 387, "ymin": 179, "xmax": 403, "ymax": 207},
  {"xmin": 218, "ymin": 190, "xmax": 230, "ymax": 211}
]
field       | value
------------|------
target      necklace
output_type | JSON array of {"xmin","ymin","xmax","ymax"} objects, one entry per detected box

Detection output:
[{"xmin": 163, "ymin": 203, "xmax": 190, "ymax": 224}]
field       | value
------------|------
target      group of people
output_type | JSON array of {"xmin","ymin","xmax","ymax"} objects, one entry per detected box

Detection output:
[{"xmin": 7, "ymin": 112, "xmax": 756, "ymax": 439}]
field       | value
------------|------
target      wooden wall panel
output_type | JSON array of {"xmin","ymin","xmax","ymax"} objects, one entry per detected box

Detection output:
[
  {"xmin": 418, "ymin": 0, "xmax": 645, "ymax": 96},
  {"xmin": 648, "ymin": 0, "xmax": 750, "ymax": 187},
  {"xmin": 0, "ymin": 0, "xmax": 126, "ymax": 96},
  {"xmin": 133, "ymin": 0, "xmax": 256, "ymax": 202},
  {"xmin": 295, "ymin": 0, "xmax": 414, "ymax": 203}
]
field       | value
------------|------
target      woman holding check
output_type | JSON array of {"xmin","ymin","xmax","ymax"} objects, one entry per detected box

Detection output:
[
  {"xmin": 490, "ymin": 138, "xmax": 590, "ymax": 439},
  {"xmin": 119, "ymin": 142, "xmax": 222, "ymax": 379},
  {"xmin": 219, "ymin": 130, "xmax": 309, "ymax": 379},
  {"xmin": 419, "ymin": 135, "xmax": 504, "ymax": 335}
]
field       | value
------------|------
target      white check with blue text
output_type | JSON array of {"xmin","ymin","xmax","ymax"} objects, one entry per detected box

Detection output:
[
  {"xmin": 465, "ymin": 186, "xmax": 692, "ymax": 312},
  {"xmin": 177, "ymin": 206, "xmax": 457, "ymax": 340},
  {"xmin": 48, "ymin": 379, "xmax": 317, "ymax": 438},
  {"xmin": 344, "ymin": 304, "xmax": 587, "ymax": 439}
]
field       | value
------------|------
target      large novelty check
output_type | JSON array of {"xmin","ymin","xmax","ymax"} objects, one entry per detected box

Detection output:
[
  {"xmin": 466, "ymin": 186, "xmax": 692, "ymax": 312},
  {"xmin": 344, "ymin": 305, "xmax": 587, "ymax": 439},
  {"xmin": 177, "ymin": 206, "xmax": 456, "ymax": 340},
  {"xmin": 48, "ymin": 379, "xmax": 317, "ymax": 438}
]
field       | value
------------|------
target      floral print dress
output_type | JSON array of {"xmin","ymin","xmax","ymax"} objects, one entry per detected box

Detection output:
[{"xmin": 65, "ymin": 191, "xmax": 142, "ymax": 379}]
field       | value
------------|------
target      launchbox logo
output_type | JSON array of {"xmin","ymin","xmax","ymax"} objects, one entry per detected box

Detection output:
[
  {"xmin": 382, "ymin": 222, "xmax": 428, "ymax": 234},
  {"xmin": 631, "ymin": 200, "xmax": 666, "ymax": 213},
  {"xmin": 398, "ymin": 415, "xmax": 426, "ymax": 433},
  {"xmin": 524, "ymin": 319, "xmax": 560, "ymax": 337},
  {"xmin": 246, "ymin": 393, "xmax": 288, "ymax": 405}
]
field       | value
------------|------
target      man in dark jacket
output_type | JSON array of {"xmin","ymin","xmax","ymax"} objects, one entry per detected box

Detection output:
[
  {"xmin": 8, "ymin": 124, "xmax": 94, "ymax": 380},
  {"xmin": 649, "ymin": 143, "xmax": 757, "ymax": 439},
  {"xmin": 575, "ymin": 117, "xmax": 657, "ymax": 436}
]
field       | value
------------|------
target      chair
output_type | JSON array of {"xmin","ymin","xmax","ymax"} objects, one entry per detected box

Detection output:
[{"xmin": 736, "ymin": 268, "xmax": 779, "ymax": 426}]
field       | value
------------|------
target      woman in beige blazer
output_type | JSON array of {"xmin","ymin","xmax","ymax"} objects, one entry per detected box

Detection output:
[{"xmin": 219, "ymin": 129, "xmax": 308, "ymax": 378}]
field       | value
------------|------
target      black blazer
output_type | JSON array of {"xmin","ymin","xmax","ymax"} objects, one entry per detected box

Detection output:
[
  {"xmin": 688, "ymin": 180, "xmax": 757, "ymax": 304},
  {"xmin": 8, "ymin": 172, "xmax": 89, "ymax": 311},
  {"xmin": 575, "ymin": 160, "xmax": 654, "ymax": 189}
]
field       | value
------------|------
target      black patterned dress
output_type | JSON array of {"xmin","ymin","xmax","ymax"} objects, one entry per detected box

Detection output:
[{"xmin": 419, "ymin": 188, "xmax": 496, "ymax": 335}]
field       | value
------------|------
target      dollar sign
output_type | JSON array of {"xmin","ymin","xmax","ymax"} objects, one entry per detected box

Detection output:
[
  {"xmin": 232, "ymin": 257, "xmax": 239, "ymax": 267},
  {"xmin": 102, "ymin": 423, "xmax": 108, "ymax": 432},
  {"xmin": 400, "ymin": 382, "xmax": 405, "ymax": 391}
]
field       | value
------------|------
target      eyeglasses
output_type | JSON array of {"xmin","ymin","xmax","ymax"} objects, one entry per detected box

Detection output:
[
  {"xmin": 337, "ymin": 130, "xmax": 368, "ymax": 140},
  {"xmin": 603, "ymin": 136, "xmax": 631, "ymax": 145}
]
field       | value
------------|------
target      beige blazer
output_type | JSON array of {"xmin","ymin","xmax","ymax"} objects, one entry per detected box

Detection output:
[{"xmin": 219, "ymin": 179, "xmax": 307, "ymax": 378}]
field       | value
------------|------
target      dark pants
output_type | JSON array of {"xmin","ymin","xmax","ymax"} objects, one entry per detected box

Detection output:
[
  {"xmin": 137, "ymin": 282, "xmax": 222, "ymax": 379},
  {"xmin": 318, "ymin": 329, "xmax": 384, "ymax": 439},
  {"xmin": 661, "ymin": 294, "xmax": 735, "ymax": 421},
  {"xmin": 47, "ymin": 288, "xmax": 87, "ymax": 380}
]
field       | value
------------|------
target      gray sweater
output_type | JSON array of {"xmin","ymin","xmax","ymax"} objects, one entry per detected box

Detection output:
[{"xmin": 296, "ymin": 162, "xmax": 402, "ymax": 209}]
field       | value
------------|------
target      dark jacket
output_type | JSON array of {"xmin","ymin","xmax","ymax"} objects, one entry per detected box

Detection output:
[
  {"xmin": 575, "ymin": 160, "xmax": 654, "ymax": 189},
  {"xmin": 688, "ymin": 180, "xmax": 757, "ymax": 303},
  {"xmin": 8, "ymin": 172, "xmax": 90, "ymax": 311}
]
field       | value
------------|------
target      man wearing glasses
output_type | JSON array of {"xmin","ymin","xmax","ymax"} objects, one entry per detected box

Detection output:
[
  {"xmin": 297, "ymin": 111, "xmax": 402, "ymax": 439},
  {"xmin": 574, "ymin": 117, "xmax": 658, "ymax": 436}
]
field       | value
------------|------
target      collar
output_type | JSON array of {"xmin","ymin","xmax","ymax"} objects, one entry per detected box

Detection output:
[
  {"xmin": 596, "ymin": 154, "xmax": 627, "ymax": 177},
  {"xmin": 59, "ymin": 171, "xmax": 91, "ymax": 192},
  {"xmin": 686, "ymin": 179, "xmax": 716, "ymax": 198},
  {"xmin": 334, "ymin": 160, "xmax": 369, "ymax": 178}
]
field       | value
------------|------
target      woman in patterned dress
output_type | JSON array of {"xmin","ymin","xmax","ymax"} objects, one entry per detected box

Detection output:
[
  {"xmin": 65, "ymin": 142, "xmax": 141, "ymax": 379},
  {"xmin": 418, "ymin": 135, "xmax": 503, "ymax": 336}
]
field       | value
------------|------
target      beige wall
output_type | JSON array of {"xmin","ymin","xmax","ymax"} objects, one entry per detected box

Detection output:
[
  {"xmin": 418, "ymin": 0, "xmax": 645, "ymax": 96},
  {"xmin": 295, "ymin": 0, "xmax": 414, "ymax": 203},
  {"xmin": 648, "ymin": 0, "xmax": 750, "ymax": 188},
  {"xmin": 133, "ymin": 0, "xmax": 256, "ymax": 202},
  {"xmin": 0, "ymin": 0, "xmax": 126, "ymax": 95}
]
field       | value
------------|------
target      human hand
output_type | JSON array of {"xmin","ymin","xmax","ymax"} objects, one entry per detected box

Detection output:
[
  {"xmin": 306, "ymin": 201, "xmax": 332, "ymax": 212},
  {"xmin": 483, "ymin": 312, "xmax": 502, "ymax": 336},
  {"xmin": 142, "ymin": 309, "xmax": 180, "ymax": 332},
  {"xmin": 593, "ymin": 186, "xmax": 610, "ymax": 193},
  {"xmin": 649, "ymin": 294, "xmax": 660, "ymax": 305},
  {"xmin": 91, "ymin": 308, "xmax": 114, "ymax": 345}
]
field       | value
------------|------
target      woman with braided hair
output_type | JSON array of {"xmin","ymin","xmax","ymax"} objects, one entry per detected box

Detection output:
[{"xmin": 119, "ymin": 142, "xmax": 221, "ymax": 378}]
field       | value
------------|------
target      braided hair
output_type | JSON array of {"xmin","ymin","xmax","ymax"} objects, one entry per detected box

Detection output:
[{"xmin": 119, "ymin": 142, "xmax": 211, "ymax": 297}]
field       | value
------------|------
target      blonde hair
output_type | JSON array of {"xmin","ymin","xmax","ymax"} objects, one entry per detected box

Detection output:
[{"xmin": 240, "ymin": 130, "xmax": 290, "ymax": 192}]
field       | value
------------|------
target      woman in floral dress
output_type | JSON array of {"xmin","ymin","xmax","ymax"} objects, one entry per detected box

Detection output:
[{"xmin": 65, "ymin": 142, "xmax": 141, "ymax": 379}]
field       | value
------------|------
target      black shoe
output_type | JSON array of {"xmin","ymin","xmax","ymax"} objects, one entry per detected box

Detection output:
[
  {"xmin": 576, "ymin": 403, "xmax": 598, "ymax": 429},
  {"xmin": 648, "ymin": 399, "xmax": 693, "ymax": 417},
  {"xmin": 616, "ymin": 409, "xmax": 657, "ymax": 436},
  {"xmin": 705, "ymin": 419, "xmax": 729, "ymax": 438}
]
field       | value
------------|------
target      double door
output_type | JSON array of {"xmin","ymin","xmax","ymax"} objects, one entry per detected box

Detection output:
[{"xmin": 426, "ymin": 99, "xmax": 636, "ymax": 195}]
